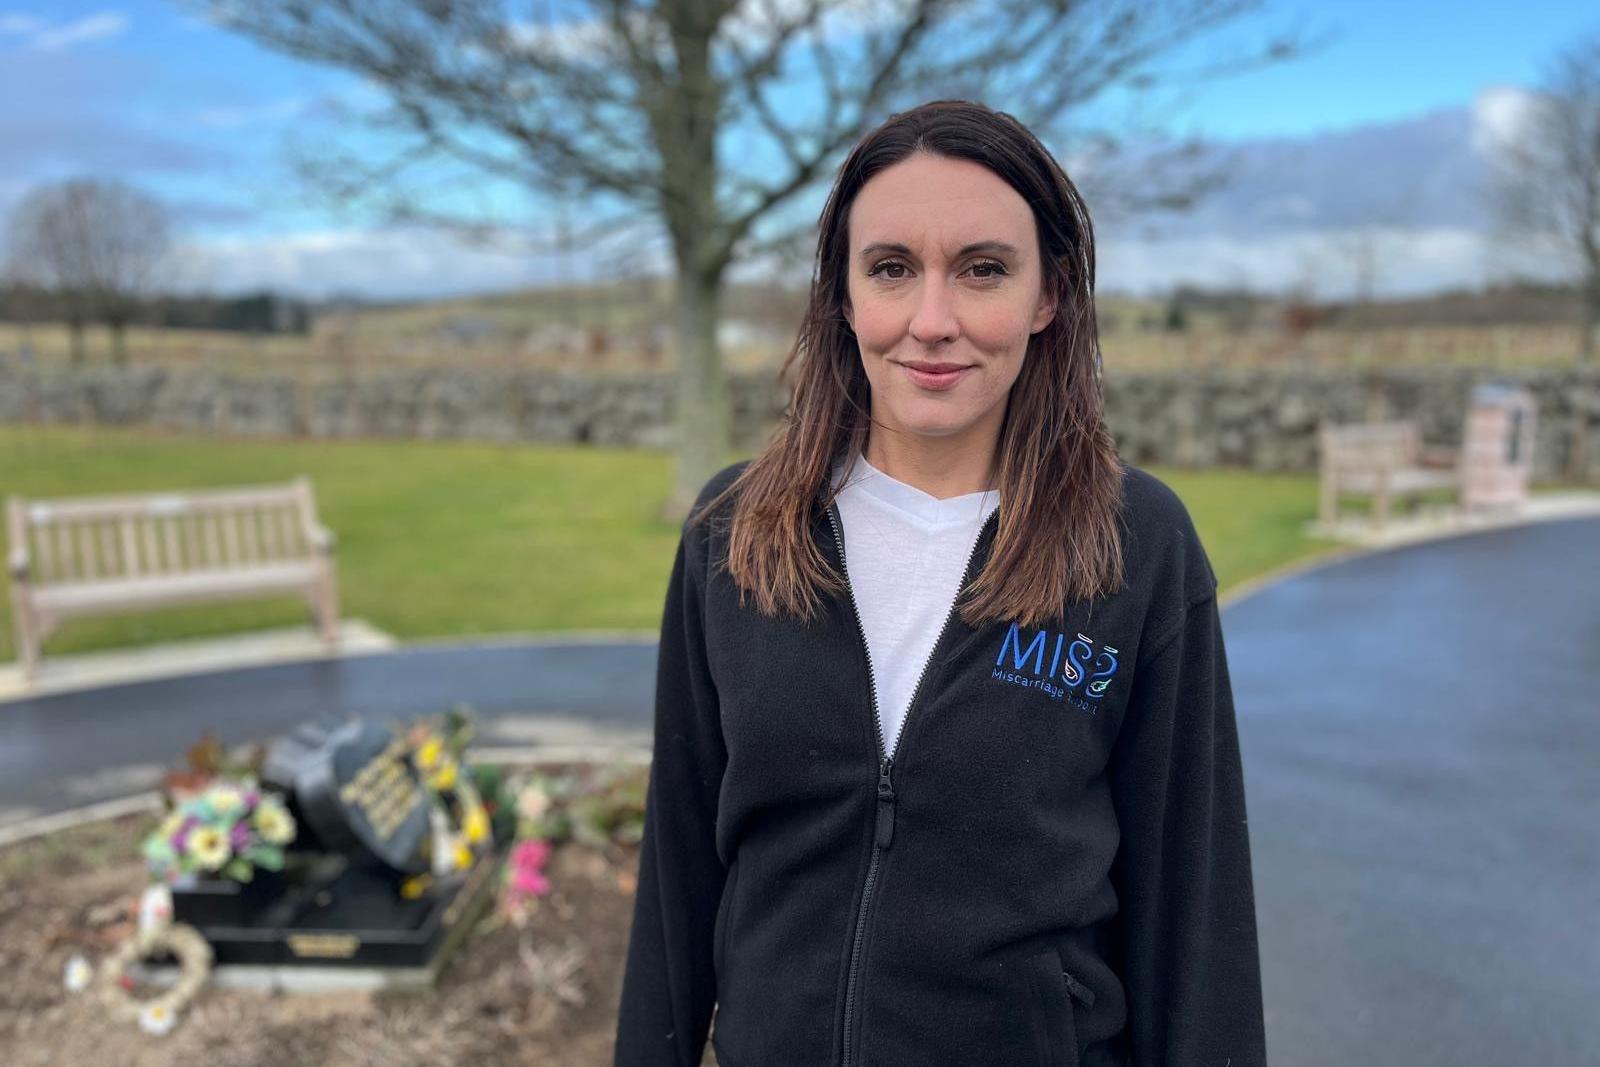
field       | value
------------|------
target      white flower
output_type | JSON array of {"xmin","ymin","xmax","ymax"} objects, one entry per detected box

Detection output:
[
  {"xmin": 206, "ymin": 784, "xmax": 245, "ymax": 816},
  {"xmin": 138, "ymin": 1001, "xmax": 178, "ymax": 1036},
  {"xmin": 187, "ymin": 826, "xmax": 231, "ymax": 871},
  {"xmin": 63, "ymin": 954, "xmax": 93, "ymax": 993},
  {"xmin": 516, "ymin": 784, "xmax": 550, "ymax": 822},
  {"xmin": 252, "ymin": 799, "xmax": 296, "ymax": 846}
]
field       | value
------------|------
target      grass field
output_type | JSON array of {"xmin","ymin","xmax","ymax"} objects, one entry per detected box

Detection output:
[{"xmin": 0, "ymin": 424, "xmax": 1402, "ymax": 663}]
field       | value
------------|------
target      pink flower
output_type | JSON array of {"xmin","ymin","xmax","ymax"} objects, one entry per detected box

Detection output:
[
  {"xmin": 511, "ymin": 839, "xmax": 550, "ymax": 872},
  {"xmin": 512, "ymin": 868, "xmax": 550, "ymax": 896}
]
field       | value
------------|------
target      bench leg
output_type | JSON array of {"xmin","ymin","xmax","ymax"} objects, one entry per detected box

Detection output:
[
  {"xmin": 315, "ymin": 561, "xmax": 340, "ymax": 645},
  {"xmin": 1319, "ymin": 471, "xmax": 1337, "ymax": 526},
  {"xmin": 10, "ymin": 593, "xmax": 41, "ymax": 683},
  {"xmin": 10, "ymin": 585, "xmax": 42, "ymax": 684}
]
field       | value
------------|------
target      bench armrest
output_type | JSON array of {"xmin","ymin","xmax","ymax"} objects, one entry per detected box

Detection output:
[
  {"xmin": 307, "ymin": 525, "xmax": 337, "ymax": 554},
  {"xmin": 7, "ymin": 546, "xmax": 27, "ymax": 582}
]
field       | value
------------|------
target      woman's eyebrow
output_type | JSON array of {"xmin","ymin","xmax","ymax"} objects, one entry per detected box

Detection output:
[{"xmin": 857, "ymin": 240, "xmax": 1020, "ymax": 259}]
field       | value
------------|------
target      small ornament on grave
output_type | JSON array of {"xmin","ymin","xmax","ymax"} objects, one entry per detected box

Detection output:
[{"xmin": 93, "ymin": 919, "xmax": 214, "ymax": 1035}]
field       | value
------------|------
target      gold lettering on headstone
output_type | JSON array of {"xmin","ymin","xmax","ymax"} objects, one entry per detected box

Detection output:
[
  {"xmin": 287, "ymin": 933, "xmax": 362, "ymax": 959},
  {"xmin": 336, "ymin": 739, "xmax": 425, "ymax": 846}
]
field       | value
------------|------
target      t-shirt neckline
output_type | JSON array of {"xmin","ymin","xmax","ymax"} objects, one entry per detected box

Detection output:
[{"xmin": 831, "ymin": 450, "xmax": 999, "ymax": 528}]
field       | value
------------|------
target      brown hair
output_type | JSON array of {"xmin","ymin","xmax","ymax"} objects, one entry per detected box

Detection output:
[{"xmin": 693, "ymin": 99, "xmax": 1127, "ymax": 629}]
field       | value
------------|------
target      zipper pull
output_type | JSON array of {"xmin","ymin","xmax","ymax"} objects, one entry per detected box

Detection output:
[{"xmin": 874, "ymin": 757, "xmax": 896, "ymax": 849}]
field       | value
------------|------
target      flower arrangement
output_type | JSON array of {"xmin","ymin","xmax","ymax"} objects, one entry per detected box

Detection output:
[
  {"xmin": 141, "ymin": 778, "xmax": 296, "ymax": 885},
  {"xmin": 160, "ymin": 731, "xmax": 268, "ymax": 808},
  {"xmin": 404, "ymin": 703, "xmax": 501, "ymax": 876},
  {"xmin": 493, "ymin": 762, "xmax": 648, "ymax": 926},
  {"xmin": 507, "ymin": 763, "xmax": 646, "ymax": 849}
]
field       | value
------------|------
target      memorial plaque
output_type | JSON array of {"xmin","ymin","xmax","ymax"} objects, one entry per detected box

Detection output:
[{"xmin": 263, "ymin": 717, "xmax": 432, "ymax": 876}]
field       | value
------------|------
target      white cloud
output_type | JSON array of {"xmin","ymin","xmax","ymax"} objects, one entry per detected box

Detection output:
[
  {"xmin": 187, "ymin": 97, "xmax": 312, "ymax": 129},
  {"xmin": 173, "ymin": 226, "xmax": 670, "ymax": 300},
  {"xmin": 0, "ymin": 13, "xmax": 43, "ymax": 35},
  {"xmin": 1095, "ymin": 224, "xmax": 1570, "ymax": 301},
  {"xmin": 1470, "ymin": 84, "xmax": 1542, "ymax": 158},
  {"xmin": 5, "ymin": 10, "xmax": 130, "ymax": 52}
]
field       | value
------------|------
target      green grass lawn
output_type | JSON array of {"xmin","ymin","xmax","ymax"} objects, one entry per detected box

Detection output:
[{"xmin": 0, "ymin": 423, "xmax": 1458, "ymax": 662}]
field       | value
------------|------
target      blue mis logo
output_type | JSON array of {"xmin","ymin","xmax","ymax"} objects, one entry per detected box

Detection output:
[{"xmin": 990, "ymin": 623, "xmax": 1120, "ymax": 713}]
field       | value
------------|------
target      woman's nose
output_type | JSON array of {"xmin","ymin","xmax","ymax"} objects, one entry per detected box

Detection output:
[{"xmin": 907, "ymin": 279, "xmax": 959, "ymax": 345}]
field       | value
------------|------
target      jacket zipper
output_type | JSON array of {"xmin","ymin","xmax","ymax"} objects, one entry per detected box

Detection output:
[{"xmin": 826, "ymin": 497, "xmax": 998, "ymax": 1067}]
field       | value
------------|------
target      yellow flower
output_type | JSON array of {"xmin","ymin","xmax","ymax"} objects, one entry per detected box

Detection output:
[
  {"xmin": 452, "ymin": 841, "xmax": 473, "ymax": 870},
  {"xmin": 188, "ymin": 826, "xmax": 231, "ymax": 871},
  {"xmin": 429, "ymin": 759, "xmax": 458, "ymax": 791},
  {"xmin": 415, "ymin": 737, "xmax": 443, "ymax": 772},
  {"xmin": 253, "ymin": 800, "xmax": 296, "ymax": 846},
  {"xmin": 400, "ymin": 873, "xmax": 433, "ymax": 900},
  {"xmin": 463, "ymin": 804, "xmax": 489, "ymax": 845}
]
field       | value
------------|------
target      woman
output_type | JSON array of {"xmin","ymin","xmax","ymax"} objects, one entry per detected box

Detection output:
[{"xmin": 615, "ymin": 99, "xmax": 1266, "ymax": 1067}]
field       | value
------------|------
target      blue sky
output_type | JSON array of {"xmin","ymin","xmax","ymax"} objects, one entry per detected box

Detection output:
[{"xmin": 0, "ymin": 0, "xmax": 1595, "ymax": 299}]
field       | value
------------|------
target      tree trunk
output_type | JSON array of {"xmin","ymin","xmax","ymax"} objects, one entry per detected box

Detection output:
[
  {"xmin": 67, "ymin": 317, "xmax": 86, "ymax": 365},
  {"xmin": 1581, "ymin": 278, "xmax": 1598, "ymax": 365},
  {"xmin": 670, "ymin": 263, "xmax": 729, "ymax": 518},
  {"xmin": 654, "ymin": 6, "xmax": 730, "ymax": 521},
  {"xmin": 110, "ymin": 319, "xmax": 128, "ymax": 365}
]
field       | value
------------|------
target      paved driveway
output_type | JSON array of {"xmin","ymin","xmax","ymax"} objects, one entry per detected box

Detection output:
[{"xmin": 1228, "ymin": 516, "xmax": 1599, "ymax": 1065}]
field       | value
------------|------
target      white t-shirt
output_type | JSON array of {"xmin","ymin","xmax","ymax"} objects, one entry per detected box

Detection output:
[{"xmin": 829, "ymin": 450, "xmax": 1000, "ymax": 758}]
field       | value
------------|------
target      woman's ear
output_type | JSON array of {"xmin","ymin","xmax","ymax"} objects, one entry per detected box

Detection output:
[{"xmin": 1030, "ymin": 290, "xmax": 1057, "ymax": 335}]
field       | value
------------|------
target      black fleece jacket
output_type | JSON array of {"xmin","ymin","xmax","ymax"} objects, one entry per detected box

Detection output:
[{"xmin": 614, "ymin": 459, "xmax": 1266, "ymax": 1067}]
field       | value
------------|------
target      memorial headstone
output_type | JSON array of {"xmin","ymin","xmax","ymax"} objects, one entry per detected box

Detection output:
[{"xmin": 166, "ymin": 714, "xmax": 502, "ymax": 980}]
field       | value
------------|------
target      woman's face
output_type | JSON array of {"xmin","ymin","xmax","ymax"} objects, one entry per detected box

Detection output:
[{"xmin": 843, "ymin": 152, "xmax": 1056, "ymax": 453}]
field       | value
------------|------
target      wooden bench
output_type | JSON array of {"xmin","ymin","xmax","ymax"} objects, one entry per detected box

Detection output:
[
  {"xmin": 6, "ymin": 477, "xmax": 338, "ymax": 682},
  {"xmin": 1318, "ymin": 419, "xmax": 1461, "ymax": 529}
]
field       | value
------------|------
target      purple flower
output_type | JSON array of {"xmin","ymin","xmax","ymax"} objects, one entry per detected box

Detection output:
[{"xmin": 229, "ymin": 821, "xmax": 251, "ymax": 850}]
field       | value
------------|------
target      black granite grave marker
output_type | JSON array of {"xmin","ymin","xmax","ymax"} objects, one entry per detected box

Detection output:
[{"xmin": 164, "ymin": 714, "xmax": 503, "ymax": 972}]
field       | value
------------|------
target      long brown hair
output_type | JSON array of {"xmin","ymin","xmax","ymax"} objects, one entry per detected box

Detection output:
[{"xmin": 693, "ymin": 99, "xmax": 1127, "ymax": 629}]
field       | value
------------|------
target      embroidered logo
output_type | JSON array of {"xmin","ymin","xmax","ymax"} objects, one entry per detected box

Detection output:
[{"xmin": 990, "ymin": 623, "xmax": 1121, "ymax": 714}]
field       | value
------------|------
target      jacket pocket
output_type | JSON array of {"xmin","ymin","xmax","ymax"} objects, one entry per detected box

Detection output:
[
  {"xmin": 1023, "ymin": 947, "xmax": 1091, "ymax": 1067},
  {"xmin": 713, "ymin": 855, "xmax": 741, "ymax": 979}
]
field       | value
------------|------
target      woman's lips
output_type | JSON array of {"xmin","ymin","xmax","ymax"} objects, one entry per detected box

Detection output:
[{"xmin": 899, "ymin": 363, "xmax": 973, "ymax": 391}]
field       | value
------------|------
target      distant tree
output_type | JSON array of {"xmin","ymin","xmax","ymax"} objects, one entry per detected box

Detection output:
[
  {"xmin": 3, "ymin": 178, "xmax": 172, "ymax": 364},
  {"xmin": 1163, "ymin": 296, "xmax": 1188, "ymax": 332},
  {"xmin": 1488, "ymin": 31, "xmax": 1600, "ymax": 363},
  {"xmin": 200, "ymin": 0, "xmax": 1316, "ymax": 514}
]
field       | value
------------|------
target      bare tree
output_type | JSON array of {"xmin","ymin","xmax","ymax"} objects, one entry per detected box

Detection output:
[
  {"xmin": 4, "ymin": 178, "xmax": 171, "ymax": 365},
  {"xmin": 1488, "ymin": 31, "xmax": 1600, "ymax": 364},
  {"xmin": 200, "ymin": 0, "xmax": 1315, "ymax": 512}
]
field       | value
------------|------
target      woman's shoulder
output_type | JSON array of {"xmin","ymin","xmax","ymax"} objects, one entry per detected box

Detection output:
[
  {"xmin": 693, "ymin": 459, "xmax": 754, "ymax": 515},
  {"xmin": 1116, "ymin": 462, "xmax": 1218, "ymax": 607}
]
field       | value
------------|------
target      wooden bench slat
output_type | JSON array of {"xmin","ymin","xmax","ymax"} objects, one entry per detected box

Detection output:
[{"xmin": 34, "ymin": 562, "xmax": 323, "ymax": 617}]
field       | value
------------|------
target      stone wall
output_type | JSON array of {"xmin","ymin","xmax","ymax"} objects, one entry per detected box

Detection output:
[{"xmin": 2, "ymin": 359, "xmax": 1597, "ymax": 482}]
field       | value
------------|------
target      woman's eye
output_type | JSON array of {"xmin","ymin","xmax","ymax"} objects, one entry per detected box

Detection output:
[
  {"xmin": 969, "ymin": 260, "xmax": 1008, "ymax": 279},
  {"xmin": 867, "ymin": 261, "xmax": 909, "ymax": 280}
]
